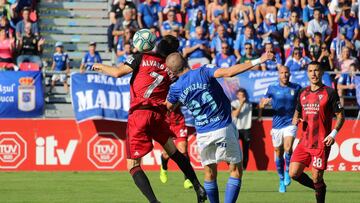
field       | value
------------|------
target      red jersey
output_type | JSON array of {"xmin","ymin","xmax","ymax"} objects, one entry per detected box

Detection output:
[
  {"xmin": 296, "ymin": 85, "xmax": 342, "ymax": 149},
  {"xmin": 124, "ymin": 53, "xmax": 175, "ymax": 113}
]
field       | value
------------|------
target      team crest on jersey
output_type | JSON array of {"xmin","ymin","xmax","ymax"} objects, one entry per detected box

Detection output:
[
  {"xmin": 18, "ymin": 77, "xmax": 36, "ymax": 112},
  {"xmin": 290, "ymin": 89, "xmax": 294, "ymax": 96},
  {"xmin": 318, "ymin": 95, "xmax": 323, "ymax": 100}
]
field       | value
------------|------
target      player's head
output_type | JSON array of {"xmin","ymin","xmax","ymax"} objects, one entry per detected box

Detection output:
[
  {"xmin": 157, "ymin": 35, "xmax": 179, "ymax": 58},
  {"xmin": 236, "ymin": 88, "xmax": 248, "ymax": 102},
  {"xmin": 307, "ymin": 61, "xmax": 323, "ymax": 85},
  {"xmin": 166, "ymin": 52, "xmax": 189, "ymax": 76},
  {"xmin": 278, "ymin": 65, "xmax": 290, "ymax": 85}
]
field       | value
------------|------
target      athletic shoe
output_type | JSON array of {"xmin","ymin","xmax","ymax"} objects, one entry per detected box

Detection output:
[
  {"xmin": 184, "ymin": 179, "xmax": 193, "ymax": 189},
  {"xmin": 284, "ymin": 172, "xmax": 291, "ymax": 186},
  {"xmin": 195, "ymin": 185, "xmax": 207, "ymax": 203},
  {"xmin": 159, "ymin": 167, "xmax": 168, "ymax": 183},
  {"xmin": 279, "ymin": 180, "xmax": 286, "ymax": 193}
]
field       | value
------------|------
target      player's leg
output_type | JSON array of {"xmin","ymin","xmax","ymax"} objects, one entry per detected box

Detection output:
[
  {"xmin": 283, "ymin": 125, "xmax": 297, "ymax": 186},
  {"xmin": 204, "ymin": 164, "xmax": 219, "ymax": 203},
  {"xmin": 289, "ymin": 144, "xmax": 315, "ymax": 190},
  {"xmin": 311, "ymin": 168, "xmax": 326, "ymax": 203},
  {"xmin": 177, "ymin": 139, "xmax": 193, "ymax": 189},
  {"xmin": 271, "ymin": 129, "xmax": 286, "ymax": 192},
  {"xmin": 238, "ymin": 130, "xmax": 250, "ymax": 170},
  {"xmin": 225, "ymin": 162, "xmax": 242, "ymax": 203},
  {"xmin": 60, "ymin": 75, "xmax": 69, "ymax": 94},
  {"xmin": 159, "ymin": 149, "xmax": 169, "ymax": 183},
  {"xmin": 127, "ymin": 159, "xmax": 159, "ymax": 203}
]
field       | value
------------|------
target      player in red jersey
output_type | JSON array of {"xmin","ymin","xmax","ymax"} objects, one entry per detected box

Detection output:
[
  {"xmin": 289, "ymin": 61, "xmax": 345, "ymax": 203},
  {"xmin": 159, "ymin": 108, "xmax": 193, "ymax": 189},
  {"xmin": 92, "ymin": 35, "xmax": 206, "ymax": 203}
]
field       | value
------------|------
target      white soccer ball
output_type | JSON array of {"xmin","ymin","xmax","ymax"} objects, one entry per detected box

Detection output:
[{"xmin": 132, "ymin": 29, "xmax": 156, "ymax": 52}]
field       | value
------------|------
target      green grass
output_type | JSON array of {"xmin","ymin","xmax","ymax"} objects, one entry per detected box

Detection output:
[{"xmin": 0, "ymin": 171, "xmax": 359, "ymax": 203}]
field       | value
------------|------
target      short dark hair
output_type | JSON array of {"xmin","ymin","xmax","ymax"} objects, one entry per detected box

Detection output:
[
  {"xmin": 308, "ymin": 61, "xmax": 322, "ymax": 70},
  {"xmin": 236, "ymin": 88, "xmax": 249, "ymax": 101},
  {"xmin": 314, "ymin": 32, "xmax": 322, "ymax": 37},
  {"xmin": 157, "ymin": 35, "xmax": 179, "ymax": 58}
]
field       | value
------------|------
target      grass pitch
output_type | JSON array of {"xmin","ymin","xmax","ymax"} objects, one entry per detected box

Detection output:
[{"xmin": 0, "ymin": 171, "xmax": 359, "ymax": 203}]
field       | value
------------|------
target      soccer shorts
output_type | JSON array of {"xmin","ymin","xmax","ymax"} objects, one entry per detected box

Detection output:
[
  {"xmin": 126, "ymin": 109, "xmax": 175, "ymax": 159},
  {"xmin": 196, "ymin": 123, "xmax": 242, "ymax": 166},
  {"xmin": 291, "ymin": 143, "xmax": 331, "ymax": 171},
  {"xmin": 270, "ymin": 125, "xmax": 297, "ymax": 147},
  {"xmin": 169, "ymin": 121, "xmax": 188, "ymax": 143},
  {"xmin": 51, "ymin": 74, "xmax": 67, "ymax": 82}
]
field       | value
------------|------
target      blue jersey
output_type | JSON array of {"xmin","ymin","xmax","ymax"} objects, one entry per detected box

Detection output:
[
  {"xmin": 167, "ymin": 65, "xmax": 232, "ymax": 133},
  {"xmin": 53, "ymin": 52, "xmax": 69, "ymax": 71},
  {"xmin": 264, "ymin": 82, "xmax": 302, "ymax": 129},
  {"xmin": 82, "ymin": 51, "xmax": 102, "ymax": 71}
]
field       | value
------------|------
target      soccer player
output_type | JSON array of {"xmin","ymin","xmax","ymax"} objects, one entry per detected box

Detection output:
[
  {"xmin": 92, "ymin": 35, "xmax": 206, "ymax": 203},
  {"xmin": 290, "ymin": 61, "xmax": 345, "ymax": 203},
  {"xmin": 165, "ymin": 52, "xmax": 274, "ymax": 203},
  {"xmin": 258, "ymin": 65, "xmax": 302, "ymax": 192},
  {"xmin": 159, "ymin": 108, "xmax": 193, "ymax": 189}
]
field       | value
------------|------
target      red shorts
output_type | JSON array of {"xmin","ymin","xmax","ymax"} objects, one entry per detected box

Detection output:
[
  {"xmin": 291, "ymin": 143, "xmax": 331, "ymax": 170},
  {"xmin": 126, "ymin": 109, "xmax": 175, "ymax": 159},
  {"xmin": 169, "ymin": 122, "xmax": 188, "ymax": 144}
]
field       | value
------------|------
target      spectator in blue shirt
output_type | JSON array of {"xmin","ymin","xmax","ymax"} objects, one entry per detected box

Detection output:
[
  {"xmin": 137, "ymin": 0, "xmax": 163, "ymax": 28},
  {"xmin": 277, "ymin": 0, "xmax": 301, "ymax": 30},
  {"xmin": 234, "ymin": 25, "xmax": 262, "ymax": 61},
  {"xmin": 183, "ymin": 26, "xmax": 210, "ymax": 68},
  {"xmin": 185, "ymin": 9, "xmax": 208, "ymax": 39},
  {"xmin": 283, "ymin": 10, "xmax": 305, "ymax": 49},
  {"xmin": 117, "ymin": 42, "xmax": 132, "ymax": 64},
  {"xmin": 261, "ymin": 42, "xmax": 282, "ymax": 71},
  {"xmin": 258, "ymin": 13, "xmax": 280, "ymax": 45},
  {"xmin": 161, "ymin": 10, "xmax": 183, "ymax": 36},
  {"xmin": 302, "ymin": 0, "xmax": 332, "ymax": 27},
  {"xmin": 337, "ymin": 63, "xmax": 358, "ymax": 106},
  {"xmin": 50, "ymin": 42, "xmax": 70, "ymax": 94},
  {"xmin": 335, "ymin": 6, "xmax": 359, "ymax": 42},
  {"xmin": 210, "ymin": 25, "xmax": 234, "ymax": 58},
  {"xmin": 208, "ymin": 10, "xmax": 231, "ymax": 40},
  {"xmin": 80, "ymin": 42, "xmax": 102, "ymax": 72},
  {"xmin": 15, "ymin": 7, "xmax": 39, "ymax": 39},
  {"xmin": 230, "ymin": 0, "xmax": 255, "ymax": 34},
  {"xmin": 214, "ymin": 42, "xmax": 237, "ymax": 68},
  {"xmin": 184, "ymin": 0, "xmax": 206, "ymax": 21},
  {"xmin": 171, "ymin": 26, "xmax": 186, "ymax": 53},
  {"xmin": 284, "ymin": 47, "xmax": 311, "ymax": 71}
]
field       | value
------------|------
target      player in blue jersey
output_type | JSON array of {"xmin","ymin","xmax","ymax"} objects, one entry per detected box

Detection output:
[
  {"xmin": 50, "ymin": 41, "xmax": 70, "ymax": 94},
  {"xmin": 80, "ymin": 42, "xmax": 102, "ymax": 72},
  {"xmin": 165, "ymin": 52, "xmax": 274, "ymax": 203},
  {"xmin": 259, "ymin": 65, "xmax": 302, "ymax": 193}
]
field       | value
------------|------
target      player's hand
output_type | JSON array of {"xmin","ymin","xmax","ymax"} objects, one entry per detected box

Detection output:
[
  {"xmin": 323, "ymin": 135, "xmax": 335, "ymax": 146},
  {"xmin": 292, "ymin": 117, "xmax": 303, "ymax": 125},
  {"xmin": 92, "ymin": 63, "xmax": 102, "ymax": 72},
  {"xmin": 260, "ymin": 51, "xmax": 274, "ymax": 63}
]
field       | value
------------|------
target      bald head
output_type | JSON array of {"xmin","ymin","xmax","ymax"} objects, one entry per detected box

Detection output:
[{"xmin": 166, "ymin": 52, "xmax": 188, "ymax": 75}]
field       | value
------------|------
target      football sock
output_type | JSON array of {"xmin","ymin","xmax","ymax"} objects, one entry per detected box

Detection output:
[
  {"xmin": 275, "ymin": 157, "xmax": 285, "ymax": 180},
  {"xmin": 314, "ymin": 180, "xmax": 327, "ymax": 203},
  {"xmin": 182, "ymin": 152, "xmax": 189, "ymax": 180},
  {"xmin": 204, "ymin": 180, "xmax": 219, "ymax": 203},
  {"xmin": 170, "ymin": 150, "xmax": 201, "ymax": 187},
  {"xmin": 160, "ymin": 154, "xmax": 169, "ymax": 170},
  {"xmin": 224, "ymin": 177, "xmax": 241, "ymax": 203},
  {"xmin": 293, "ymin": 172, "xmax": 315, "ymax": 189},
  {"xmin": 130, "ymin": 166, "xmax": 158, "ymax": 203},
  {"xmin": 284, "ymin": 152, "xmax": 291, "ymax": 173}
]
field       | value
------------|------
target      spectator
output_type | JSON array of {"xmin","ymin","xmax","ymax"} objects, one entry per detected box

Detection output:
[
  {"xmin": 16, "ymin": 23, "xmax": 44, "ymax": 68},
  {"xmin": 285, "ymin": 35, "xmax": 307, "ymax": 58},
  {"xmin": 113, "ymin": 8, "xmax": 139, "ymax": 37},
  {"xmin": 185, "ymin": 9, "xmax": 208, "ymax": 39},
  {"xmin": 330, "ymin": 28, "xmax": 351, "ymax": 62},
  {"xmin": 306, "ymin": 9, "xmax": 332, "ymax": 44},
  {"xmin": 214, "ymin": 41, "xmax": 236, "ymax": 68},
  {"xmin": 335, "ymin": 6, "xmax": 359, "ymax": 45},
  {"xmin": 337, "ymin": 63, "xmax": 358, "ymax": 106},
  {"xmin": 207, "ymin": 0, "xmax": 229, "ymax": 22},
  {"xmin": 284, "ymin": 47, "xmax": 311, "ymax": 71},
  {"xmin": 182, "ymin": 0, "xmax": 206, "ymax": 22},
  {"xmin": 116, "ymin": 28, "xmax": 135, "ymax": 57},
  {"xmin": 0, "ymin": 27, "xmax": 14, "ymax": 65},
  {"xmin": 0, "ymin": 16, "xmax": 14, "ymax": 39},
  {"xmin": 15, "ymin": 7, "xmax": 39, "ymax": 39},
  {"xmin": 50, "ymin": 42, "xmax": 70, "ymax": 94},
  {"xmin": 303, "ymin": 0, "xmax": 332, "ymax": 27},
  {"xmin": 255, "ymin": 0, "xmax": 277, "ymax": 26},
  {"xmin": 317, "ymin": 43, "xmax": 334, "ymax": 71},
  {"xmin": 283, "ymin": 10, "xmax": 305, "ymax": 50},
  {"xmin": 170, "ymin": 26, "xmax": 186, "ymax": 53},
  {"xmin": 277, "ymin": 0, "xmax": 301, "ymax": 30},
  {"xmin": 107, "ymin": 0, "xmax": 136, "ymax": 52},
  {"xmin": 231, "ymin": 88, "xmax": 252, "ymax": 170},
  {"xmin": 261, "ymin": 41, "xmax": 282, "ymax": 71},
  {"xmin": 239, "ymin": 42, "xmax": 260, "ymax": 70},
  {"xmin": 80, "ymin": 42, "xmax": 102, "ymax": 73},
  {"xmin": 137, "ymin": 0, "xmax": 163, "ymax": 29},
  {"xmin": 258, "ymin": 12, "xmax": 280, "ymax": 44},
  {"xmin": 234, "ymin": 25, "xmax": 262, "ymax": 61},
  {"xmin": 161, "ymin": 10, "xmax": 182, "ymax": 36},
  {"xmin": 208, "ymin": 10, "xmax": 231, "ymax": 39},
  {"xmin": 337, "ymin": 46, "xmax": 359, "ymax": 73},
  {"xmin": 0, "ymin": 0, "xmax": 14, "ymax": 25},
  {"xmin": 116, "ymin": 42, "xmax": 132, "ymax": 64},
  {"xmin": 210, "ymin": 25, "xmax": 233, "ymax": 58},
  {"xmin": 231, "ymin": 0, "xmax": 255, "ymax": 34},
  {"xmin": 183, "ymin": 26, "xmax": 210, "ymax": 68},
  {"xmin": 308, "ymin": 32, "xmax": 323, "ymax": 60}
]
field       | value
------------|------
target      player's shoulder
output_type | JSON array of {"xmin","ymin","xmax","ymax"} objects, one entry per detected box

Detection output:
[
  {"xmin": 289, "ymin": 82, "xmax": 302, "ymax": 90},
  {"xmin": 323, "ymin": 85, "xmax": 336, "ymax": 96}
]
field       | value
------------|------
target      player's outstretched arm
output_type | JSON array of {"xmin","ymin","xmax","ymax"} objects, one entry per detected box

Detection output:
[
  {"xmin": 92, "ymin": 63, "xmax": 133, "ymax": 78},
  {"xmin": 213, "ymin": 51, "xmax": 274, "ymax": 78}
]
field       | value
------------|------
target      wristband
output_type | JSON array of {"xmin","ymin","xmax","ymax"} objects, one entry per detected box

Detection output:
[
  {"xmin": 251, "ymin": 58, "xmax": 261, "ymax": 66},
  {"xmin": 328, "ymin": 129, "xmax": 338, "ymax": 139}
]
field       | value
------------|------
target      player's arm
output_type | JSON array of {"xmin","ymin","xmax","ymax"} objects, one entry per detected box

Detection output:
[
  {"xmin": 165, "ymin": 99, "xmax": 181, "ymax": 112},
  {"xmin": 92, "ymin": 63, "xmax": 133, "ymax": 78},
  {"xmin": 213, "ymin": 52, "xmax": 274, "ymax": 78},
  {"xmin": 292, "ymin": 91, "xmax": 303, "ymax": 126}
]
